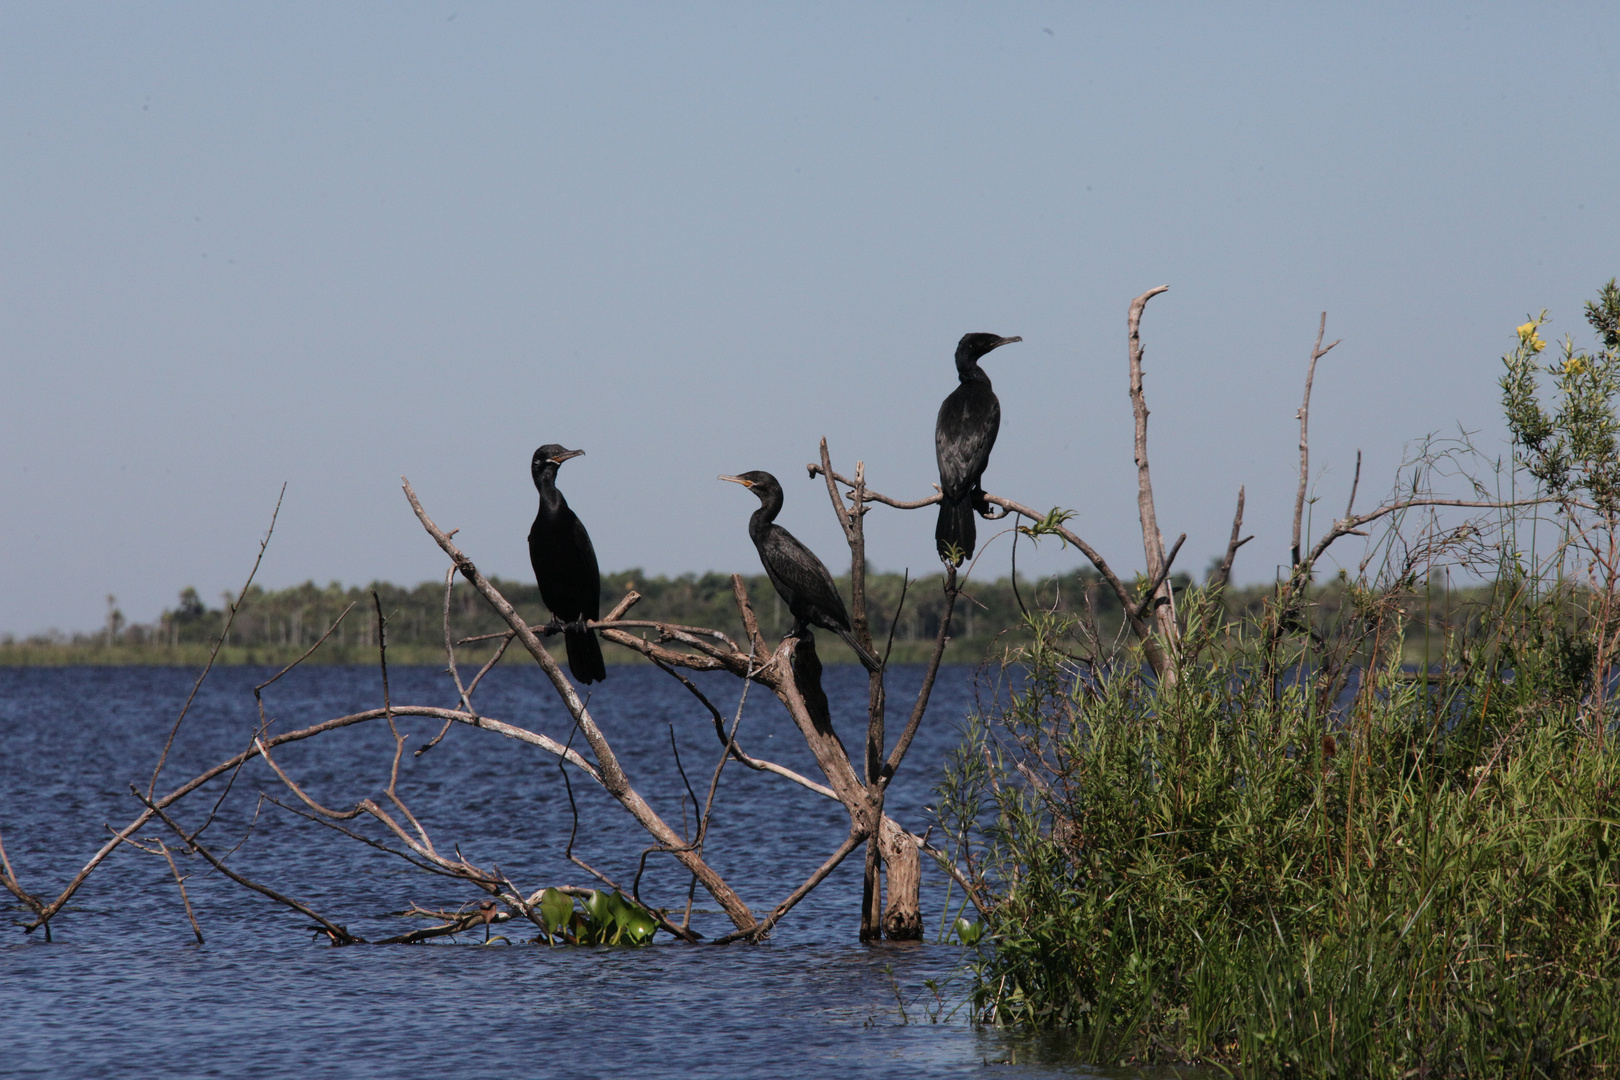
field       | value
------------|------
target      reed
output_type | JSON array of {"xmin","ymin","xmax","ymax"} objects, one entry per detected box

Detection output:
[{"xmin": 939, "ymin": 583, "xmax": 1620, "ymax": 1076}]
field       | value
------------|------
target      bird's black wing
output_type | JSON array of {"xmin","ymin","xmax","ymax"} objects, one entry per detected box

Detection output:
[
  {"xmin": 567, "ymin": 511, "xmax": 602, "ymax": 620},
  {"xmin": 935, "ymin": 384, "xmax": 1001, "ymax": 500},
  {"xmin": 529, "ymin": 502, "xmax": 601, "ymax": 623},
  {"xmin": 758, "ymin": 524, "xmax": 852, "ymax": 632},
  {"xmin": 529, "ymin": 498, "xmax": 606, "ymax": 684}
]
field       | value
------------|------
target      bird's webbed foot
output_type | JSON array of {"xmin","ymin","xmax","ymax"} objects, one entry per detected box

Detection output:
[{"xmin": 540, "ymin": 618, "xmax": 565, "ymax": 637}]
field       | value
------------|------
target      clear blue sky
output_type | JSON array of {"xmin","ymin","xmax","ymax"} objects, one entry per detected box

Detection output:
[{"xmin": 3, "ymin": 2, "xmax": 1617, "ymax": 636}]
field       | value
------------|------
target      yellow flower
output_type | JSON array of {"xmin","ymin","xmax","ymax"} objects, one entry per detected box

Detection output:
[
  {"xmin": 1565, "ymin": 356, "xmax": 1586, "ymax": 376},
  {"xmin": 1517, "ymin": 321, "xmax": 1546, "ymax": 353}
]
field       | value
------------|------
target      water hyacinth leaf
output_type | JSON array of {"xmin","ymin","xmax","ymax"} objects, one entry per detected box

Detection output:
[
  {"xmin": 540, "ymin": 888, "xmax": 572, "ymax": 933},
  {"xmin": 606, "ymin": 891, "xmax": 638, "ymax": 926},
  {"xmin": 583, "ymin": 889, "xmax": 611, "ymax": 928},
  {"xmin": 609, "ymin": 892, "xmax": 658, "ymax": 943}
]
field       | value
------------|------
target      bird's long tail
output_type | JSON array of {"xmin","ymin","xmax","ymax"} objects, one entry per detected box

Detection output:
[
  {"xmin": 836, "ymin": 626, "xmax": 884, "ymax": 673},
  {"xmin": 565, "ymin": 628, "xmax": 607, "ymax": 684},
  {"xmin": 935, "ymin": 493, "xmax": 976, "ymax": 565}
]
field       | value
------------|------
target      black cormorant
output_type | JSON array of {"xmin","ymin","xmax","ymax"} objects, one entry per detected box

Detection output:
[
  {"xmin": 935, "ymin": 332, "xmax": 1022, "ymax": 564},
  {"xmin": 719, "ymin": 471, "xmax": 882, "ymax": 672},
  {"xmin": 529, "ymin": 444, "xmax": 606, "ymax": 684}
]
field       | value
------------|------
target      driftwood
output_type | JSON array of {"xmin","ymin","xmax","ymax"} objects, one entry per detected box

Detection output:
[{"xmin": 3, "ymin": 442, "xmax": 964, "ymax": 947}]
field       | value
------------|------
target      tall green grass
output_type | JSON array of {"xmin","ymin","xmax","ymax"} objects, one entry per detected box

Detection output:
[{"xmin": 938, "ymin": 590, "xmax": 1620, "ymax": 1077}]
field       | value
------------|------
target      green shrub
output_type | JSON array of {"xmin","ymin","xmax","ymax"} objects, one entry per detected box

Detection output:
[{"xmin": 940, "ymin": 590, "xmax": 1620, "ymax": 1075}]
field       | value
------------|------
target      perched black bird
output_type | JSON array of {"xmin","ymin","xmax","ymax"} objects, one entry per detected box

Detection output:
[
  {"xmin": 720, "ymin": 470, "xmax": 883, "ymax": 672},
  {"xmin": 935, "ymin": 332, "xmax": 1022, "ymax": 564},
  {"xmin": 528, "ymin": 444, "xmax": 605, "ymax": 684}
]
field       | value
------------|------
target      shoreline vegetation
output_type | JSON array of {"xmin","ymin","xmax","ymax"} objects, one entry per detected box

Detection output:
[
  {"xmin": 927, "ymin": 284, "xmax": 1620, "ymax": 1073},
  {"xmin": 1, "ymin": 568, "xmax": 1497, "ymax": 669}
]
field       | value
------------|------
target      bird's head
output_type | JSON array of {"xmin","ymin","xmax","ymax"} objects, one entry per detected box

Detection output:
[
  {"xmin": 956, "ymin": 333, "xmax": 1022, "ymax": 366},
  {"xmin": 719, "ymin": 470, "xmax": 782, "ymax": 504},
  {"xmin": 532, "ymin": 444, "xmax": 584, "ymax": 480}
]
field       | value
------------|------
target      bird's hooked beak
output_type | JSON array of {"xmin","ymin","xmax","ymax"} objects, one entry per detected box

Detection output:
[
  {"xmin": 550, "ymin": 448, "xmax": 585, "ymax": 465},
  {"xmin": 718, "ymin": 475, "xmax": 755, "ymax": 489},
  {"xmin": 991, "ymin": 335, "xmax": 1023, "ymax": 350}
]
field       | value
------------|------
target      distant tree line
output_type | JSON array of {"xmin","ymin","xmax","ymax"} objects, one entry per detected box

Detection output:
[
  {"xmin": 2, "ymin": 567, "xmax": 1150, "ymax": 665},
  {"xmin": 5, "ymin": 565, "xmax": 1513, "ymax": 668}
]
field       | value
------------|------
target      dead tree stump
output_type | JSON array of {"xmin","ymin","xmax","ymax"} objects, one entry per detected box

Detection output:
[{"xmin": 879, "ymin": 816, "xmax": 923, "ymax": 940}]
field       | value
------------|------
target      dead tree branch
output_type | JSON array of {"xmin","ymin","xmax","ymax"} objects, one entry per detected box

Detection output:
[
  {"xmin": 716, "ymin": 827, "xmax": 870, "ymax": 944},
  {"xmin": 805, "ymin": 462, "xmax": 1176, "ymax": 680},
  {"xmin": 1292, "ymin": 312, "xmax": 1342, "ymax": 568},
  {"xmin": 1212, "ymin": 486, "xmax": 1251, "ymax": 590},
  {"xmin": 1128, "ymin": 285, "xmax": 1179, "ymax": 662},
  {"xmin": 0, "ymin": 826, "xmax": 48, "ymax": 936},
  {"xmin": 402, "ymin": 477, "xmax": 760, "ymax": 934},
  {"xmin": 141, "ymin": 794, "xmax": 362, "ymax": 946}
]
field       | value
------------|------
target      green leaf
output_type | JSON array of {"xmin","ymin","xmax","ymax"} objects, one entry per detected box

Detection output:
[
  {"xmin": 583, "ymin": 889, "xmax": 612, "ymax": 928},
  {"xmin": 539, "ymin": 888, "xmax": 573, "ymax": 933},
  {"xmin": 955, "ymin": 917, "xmax": 985, "ymax": 946}
]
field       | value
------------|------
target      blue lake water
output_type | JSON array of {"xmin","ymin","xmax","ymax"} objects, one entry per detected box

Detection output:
[{"xmin": 0, "ymin": 662, "xmax": 1180, "ymax": 1079}]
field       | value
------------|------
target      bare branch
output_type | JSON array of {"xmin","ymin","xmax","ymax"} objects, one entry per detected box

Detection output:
[
  {"xmin": 373, "ymin": 903, "xmax": 508, "ymax": 945},
  {"xmin": 1133, "ymin": 533, "xmax": 1188, "ymax": 619},
  {"xmin": 716, "ymin": 827, "xmax": 870, "ymax": 944},
  {"xmin": 105, "ymin": 831, "xmax": 205, "ymax": 944},
  {"xmin": 797, "ymin": 468, "xmax": 1176, "ymax": 676},
  {"xmin": 1345, "ymin": 449, "xmax": 1363, "ymax": 520},
  {"xmin": 1128, "ymin": 285, "xmax": 1178, "ymax": 656},
  {"xmin": 23, "ymin": 703, "xmax": 598, "ymax": 935},
  {"xmin": 879, "ymin": 565, "xmax": 959, "ymax": 789},
  {"xmin": 401, "ymin": 477, "xmax": 759, "ymax": 934},
  {"xmin": 254, "ymin": 600, "xmax": 356, "ymax": 699},
  {"xmin": 731, "ymin": 574, "xmax": 767, "ymax": 661},
  {"xmin": 1292, "ymin": 312, "xmax": 1342, "ymax": 567},
  {"xmin": 807, "ymin": 463, "xmax": 942, "ymax": 510},
  {"xmin": 920, "ymin": 841, "xmax": 994, "ymax": 921},
  {"xmin": 816, "ymin": 437, "xmax": 857, "ymax": 542},
  {"xmin": 142, "ymin": 795, "xmax": 361, "ymax": 946},
  {"xmin": 1306, "ymin": 494, "xmax": 1556, "ymax": 569},
  {"xmin": 149, "ymin": 484, "xmax": 285, "ymax": 799},
  {"xmin": 980, "ymin": 493, "xmax": 1174, "ymax": 678},
  {"xmin": 660, "ymin": 652, "xmax": 835, "ymax": 797},
  {"xmin": 0, "ymin": 825, "xmax": 47, "ymax": 929},
  {"xmin": 1212, "ymin": 486, "xmax": 1251, "ymax": 590},
  {"xmin": 156, "ymin": 841, "xmax": 204, "ymax": 945}
]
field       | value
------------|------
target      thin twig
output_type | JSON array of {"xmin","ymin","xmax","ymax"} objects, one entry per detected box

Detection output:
[
  {"xmin": 156, "ymin": 840, "xmax": 205, "ymax": 945},
  {"xmin": 1134, "ymin": 533, "xmax": 1188, "ymax": 619},
  {"xmin": 254, "ymin": 601, "xmax": 356, "ymax": 698},
  {"xmin": 1345, "ymin": 449, "xmax": 1363, "ymax": 520},
  {"xmin": 1213, "ymin": 487, "xmax": 1251, "ymax": 590},
  {"xmin": 879, "ymin": 565, "xmax": 959, "ymax": 788},
  {"xmin": 716, "ymin": 828, "xmax": 870, "ymax": 944},
  {"xmin": 149, "ymin": 484, "xmax": 285, "ymax": 799},
  {"xmin": 141, "ymin": 794, "xmax": 361, "ymax": 945}
]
